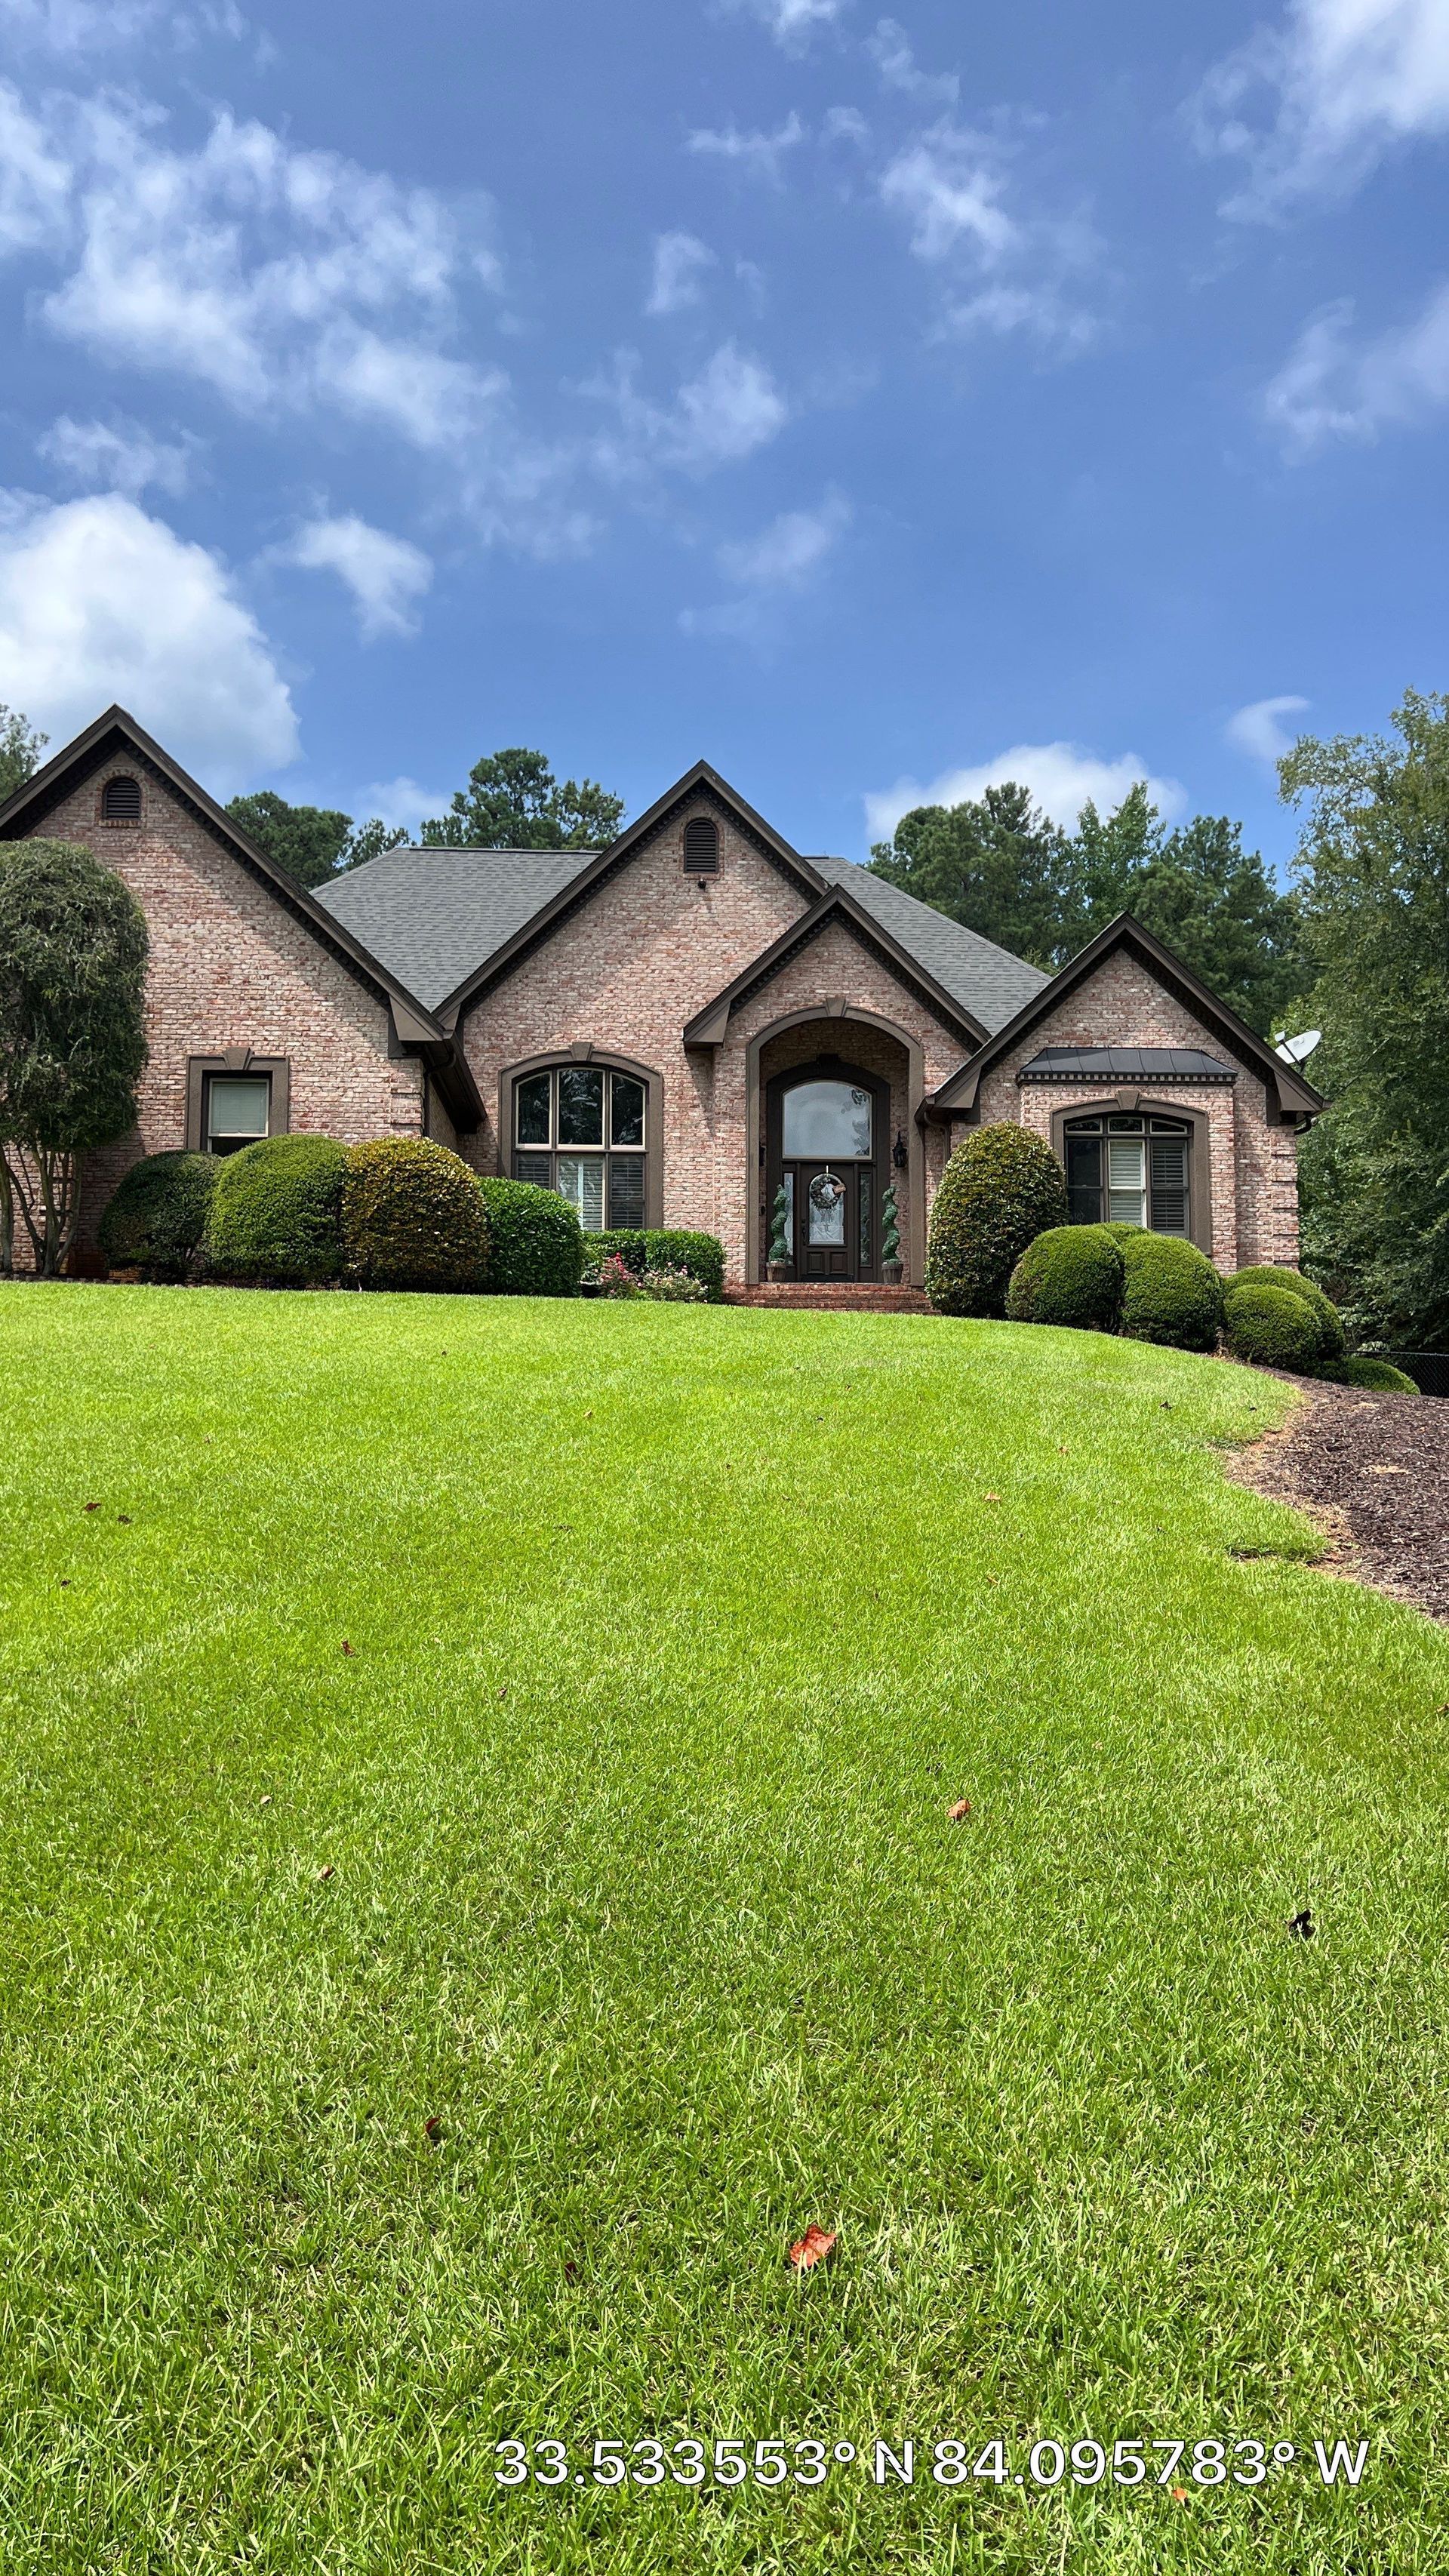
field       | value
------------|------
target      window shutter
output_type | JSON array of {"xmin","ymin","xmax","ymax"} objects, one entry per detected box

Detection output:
[
  {"xmin": 101, "ymin": 774, "xmax": 143, "ymax": 820},
  {"xmin": 1149, "ymin": 1136, "xmax": 1189, "ymax": 1235},
  {"xmin": 684, "ymin": 815, "xmax": 719, "ymax": 873}
]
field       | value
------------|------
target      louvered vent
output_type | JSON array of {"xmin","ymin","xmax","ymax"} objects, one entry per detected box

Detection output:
[
  {"xmin": 684, "ymin": 814, "xmax": 719, "ymax": 874},
  {"xmin": 101, "ymin": 775, "xmax": 143, "ymax": 821}
]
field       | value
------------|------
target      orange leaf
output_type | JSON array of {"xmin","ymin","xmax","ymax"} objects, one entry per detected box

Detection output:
[
  {"xmin": 787, "ymin": 2225, "xmax": 838, "ymax": 2273},
  {"xmin": 984, "ymin": 1491, "xmax": 1000, "ymax": 1503},
  {"xmin": 948, "ymin": 1799, "xmax": 972, "ymax": 1822},
  {"xmin": 1171, "ymin": 2485, "xmax": 1189, "ymax": 2503}
]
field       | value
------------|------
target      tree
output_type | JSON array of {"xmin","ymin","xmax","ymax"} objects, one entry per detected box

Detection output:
[
  {"xmin": 0, "ymin": 839, "xmax": 149, "ymax": 1277},
  {"xmin": 0, "ymin": 704, "xmax": 48, "ymax": 805},
  {"xmin": 1283, "ymin": 688, "xmax": 1449, "ymax": 1348},
  {"xmin": 869, "ymin": 782, "xmax": 1074, "ymax": 968},
  {"xmin": 224, "ymin": 792, "xmax": 408, "ymax": 889},
  {"xmin": 422, "ymin": 748, "xmax": 626, "ymax": 850},
  {"xmin": 1128, "ymin": 817, "xmax": 1306, "ymax": 1033}
]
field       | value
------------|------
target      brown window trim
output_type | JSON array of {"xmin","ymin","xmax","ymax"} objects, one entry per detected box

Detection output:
[
  {"xmin": 186, "ymin": 1053, "xmax": 291, "ymax": 1153},
  {"xmin": 1048, "ymin": 1094, "xmax": 1214, "ymax": 1256},
  {"xmin": 500, "ymin": 1048, "xmax": 663, "ymax": 1230}
]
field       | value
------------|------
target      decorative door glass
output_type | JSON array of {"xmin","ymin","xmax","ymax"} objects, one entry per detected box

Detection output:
[
  {"xmin": 783, "ymin": 1082, "xmax": 872, "ymax": 1160},
  {"xmin": 808, "ymin": 1168, "xmax": 847, "ymax": 1246}
]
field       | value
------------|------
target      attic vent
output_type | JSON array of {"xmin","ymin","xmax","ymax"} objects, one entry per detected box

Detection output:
[
  {"xmin": 100, "ymin": 774, "xmax": 142, "ymax": 822},
  {"xmin": 684, "ymin": 815, "xmax": 719, "ymax": 875}
]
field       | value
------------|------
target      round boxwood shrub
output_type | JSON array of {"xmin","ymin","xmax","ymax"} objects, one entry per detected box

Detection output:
[
  {"xmin": 1229, "ymin": 1263, "xmax": 1345, "ymax": 1364},
  {"xmin": 1005, "ymin": 1223, "xmax": 1124, "ymax": 1331},
  {"xmin": 1222, "ymin": 1279, "xmax": 1323, "ymax": 1372},
  {"xmin": 478, "ymin": 1176, "xmax": 584, "ymax": 1297},
  {"xmin": 1118, "ymin": 1231, "xmax": 1224, "ymax": 1352},
  {"xmin": 925, "ymin": 1124, "xmax": 1069, "ymax": 1317},
  {"xmin": 1325, "ymin": 1354, "xmax": 1419, "ymax": 1393},
  {"xmin": 204, "ymin": 1133, "xmax": 347, "ymax": 1283},
  {"xmin": 343, "ymin": 1138, "xmax": 489, "ymax": 1292},
  {"xmin": 98, "ymin": 1150, "xmax": 217, "ymax": 1280}
]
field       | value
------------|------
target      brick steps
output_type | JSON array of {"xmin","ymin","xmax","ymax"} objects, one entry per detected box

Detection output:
[{"xmin": 725, "ymin": 1282, "xmax": 934, "ymax": 1313}]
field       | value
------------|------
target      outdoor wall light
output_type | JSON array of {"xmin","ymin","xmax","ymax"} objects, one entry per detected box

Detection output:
[{"xmin": 893, "ymin": 1129, "xmax": 909, "ymax": 1170}]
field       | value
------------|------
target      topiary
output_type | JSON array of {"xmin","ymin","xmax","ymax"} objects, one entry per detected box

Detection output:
[
  {"xmin": 204, "ymin": 1134, "xmax": 346, "ymax": 1283},
  {"xmin": 343, "ymin": 1137, "xmax": 489, "ymax": 1292},
  {"xmin": 1323, "ymin": 1354, "xmax": 1419, "ymax": 1393},
  {"xmin": 925, "ymin": 1124, "xmax": 1069, "ymax": 1317},
  {"xmin": 1222, "ymin": 1279, "xmax": 1323, "ymax": 1372},
  {"xmin": 1118, "ymin": 1232, "xmax": 1224, "ymax": 1352},
  {"xmin": 98, "ymin": 1150, "xmax": 217, "ymax": 1280},
  {"xmin": 478, "ymin": 1176, "xmax": 584, "ymax": 1297},
  {"xmin": 1229, "ymin": 1264, "xmax": 1344, "ymax": 1364},
  {"xmin": 1005, "ymin": 1224, "xmax": 1124, "ymax": 1331},
  {"xmin": 590, "ymin": 1226, "xmax": 726, "ymax": 1301}
]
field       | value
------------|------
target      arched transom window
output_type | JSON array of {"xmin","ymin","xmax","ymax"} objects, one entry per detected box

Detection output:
[
  {"xmin": 781, "ymin": 1079, "xmax": 873, "ymax": 1161},
  {"xmin": 512, "ymin": 1061, "xmax": 649, "ymax": 1232}
]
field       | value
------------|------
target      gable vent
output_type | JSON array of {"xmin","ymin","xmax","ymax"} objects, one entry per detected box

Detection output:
[
  {"xmin": 684, "ymin": 814, "xmax": 719, "ymax": 874},
  {"xmin": 100, "ymin": 774, "xmax": 143, "ymax": 822}
]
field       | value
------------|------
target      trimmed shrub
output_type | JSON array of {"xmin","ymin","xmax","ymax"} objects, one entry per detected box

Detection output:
[
  {"xmin": 98, "ymin": 1150, "xmax": 217, "ymax": 1280},
  {"xmin": 1119, "ymin": 1232, "xmax": 1224, "ymax": 1352},
  {"xmin": 1229, "ymin": 1264, "xmax": 1345, "ymax": 1364},
  {"xmin": 1324, "ymin": 1354, "xmax": 1419, "ymax": 1393},
  {"xmin": 1223, "ymin": 1280, "xmax": 1323, "ymax": 1372},
  {"xmin": 1005, "ymin": 1223, "xmax": 1124, "ymax": 1331},
  {"xmin": 639, "ymin": 1265, "xmax": 709, "ymax": 1303},
  {"xmin": 593, "ymin": 1253, "xmax": 641, "ymax": 1299},
  {"xmin": 205, "ymin": 1134, "xmax": 346, "ymax": 1283},
  {"xmin": 478, "ymin": 1177, "xmax": 584, "ymax": 1297},
  {"xmin": 589, "ymin": 1227, "xmax": 726, "ymax": 1301},
  {"xmin": 343, "ymin": 1138, "xmax": 489, "ymax": 1292},
  {"xmin": 925, "ymin": 1124, "xmax": 1069, "ymax": 1317}
]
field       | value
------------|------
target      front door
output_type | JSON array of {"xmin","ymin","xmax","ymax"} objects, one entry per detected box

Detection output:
[
  {"xmin": 764, "ymin": 1057, "xmax": 886, "ymax": 1283},
  {"xmin": 798, "ymin": 1163, "xmax": 857, "ymax": 1279}
]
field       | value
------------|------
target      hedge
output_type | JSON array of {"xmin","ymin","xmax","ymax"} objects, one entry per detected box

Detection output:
[
  {"xmin": 343, "ymin": 1138, "xmax": 489, "ymax": 1292},
  {"xmin": 588, "ymin": 1227, "xmax": 726, "ymax": 1302},
  {"xmin": 1229, "ymin": 1264, "xmax": 1345, "ymax": 1363},
  {"xmin": 204, "ymin": 1134, "xmax": 347, "ymax": 1283},
  {"xmin": 1005, "ymin": 1223, "xmax": 1124, "ymax": 1331},
  {"xmin": 925, "ymin": 1125, "xmax": 1069, "ymax": 1317},
  {"xmin": 1118, "ymin": 1230, "xmax": 1224, "ymax": 1352},
  {"xmin": 1325, "ymin": 1354, "xmax": 1419, "ymax": 1393},
  {"xmin": 98, "ymin": 1151, "xmax": 217, "ymax": 1280},
  {"xmin": 1222, "ymin": 1280, "xmax": 1324, "ymax": 1372},
  {"xmin": 477, "ymin": 1177, "xmax": 584, "ymax": 1297}
]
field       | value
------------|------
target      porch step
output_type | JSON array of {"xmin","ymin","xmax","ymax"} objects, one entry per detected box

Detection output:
[{"xmin": 725, "ymin": 1282, "xmax": 934, "ymax": 1313}]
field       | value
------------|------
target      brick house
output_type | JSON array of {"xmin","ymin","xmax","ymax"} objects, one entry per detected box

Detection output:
[{"xmin": 0, "ymin": 706, "xmax": 1322, "ymax": 1286}]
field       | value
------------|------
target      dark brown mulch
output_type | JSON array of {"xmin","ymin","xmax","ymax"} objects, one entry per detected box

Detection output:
[{"xmin": 1229, "ymin": 1375, "xmax": 1449, "ymax": 1623}]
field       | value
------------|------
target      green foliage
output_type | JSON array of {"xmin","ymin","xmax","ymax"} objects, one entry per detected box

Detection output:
[
  {"xmin": 0, "ymin": 837, "xmax": 149, "ymax": 1275},
  {"xmin": 1229, "ymin": 1264, "xmax": 1344, "ymax": 1361},
  {"xmin": 638, "ymin": 1266, "xmax": 709, "ymax": 1303},
  {"xmin": 477, "ymin": 1177, "xmax": 584, "ymax": 1297},
  {"xmin": 422, "ymin": 748, "xmax": 626, "ymax": 851},
  {"xmin": 205, "ymin": 1135, "xmax": 347, "ymax": 1283},
  {"xmin": 97, "ymin": 1152, "xmax": 217, "ymax": 1281},
  {"xmin": 1005, "ymin": 1223, "xmax": 1124, "ymax": 1331},
  {"xmin": 768, "ymin": 1185, "xmax": 792, "ymax": 1266},
  {"xmin": 1287, "ymin": 689, "xmax": 1449, "ymax": 1348},
  {"xmin": 589, "ymin": 1228, "xmax": 726, "ymax": 1300},
  {"xmin": 869, "ymin": 776, "xmax": 1303, "ymax": 1029},
  {"xmin": 226, "ymin": 791, "xmax": 408, "ymax": 889},
  {"xmin": 1223, "ymin": 1279, "xmax": 1324, "ymax": 1374},
  {"xmin": 880, "ymin": 1184, "xmax": 901, "ymax": 1265},
  {"xmin": 925, "ymin": 1124, "xmax": 1069, "ymax": 1317},
  {"xmin": 0, "ymin": 702, "xmax": 47, "ymax": 805},
  {"xmin": 1118, "ymin": 1231, "xmax": 1224, "ymax": 1352},
  {"xmin": 1327, "ymin": 1355, "xmax": 1420, "ymax": 1393},
  {"xmin": 342, "ymin": 1139, "xmax": 489, "ymax": 1293}
]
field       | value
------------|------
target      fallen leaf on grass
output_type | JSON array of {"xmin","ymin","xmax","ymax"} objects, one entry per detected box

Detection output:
[
  {"xmin": 498, "ymin": 1686, "xmax": 508, "ymax": 1702},
  {"xmin": 83, "ymin": 1502, "xmax": 100, "ymax": 1513},
  {"xmin": 318, "ymin": 1865, "xmax": 336, "ymax": 1882},
  {"xmin": 259, "ymin": 1795, "xmax": 272, "ymax": 1808},
  {"xmin": 423, "ymin": 2115, "xmax": 442, "ymax": 2144},
  {"xmin": 1171, "ymin": 2485, "xmax": 1189, "ymax": 2503},
  {"xmin": 1289, "ymin": 1907, "xmax": 1315, "ymax": 1940},
  {"xmin": 983, "ymin": 1491, "xmax": 1000, "ymax": 1503},
  {"xmin": 563, "ymin": 2257, "xmax": 580, "ymax": 2282},
  {"xmin": 948, "ymin": 1799, "xmax": 972, "ymax": 1823},
  {"xmin": 787, "ymin": 2225, "xmax": 837, "ymax": 2273},
  {"xmin": 341, "ymin": 1641, "xmax": 355, "ymax": 1657},
  {"xmin": 116, "ymin": 1514, "xmax": 131, "ymax": 1525}
]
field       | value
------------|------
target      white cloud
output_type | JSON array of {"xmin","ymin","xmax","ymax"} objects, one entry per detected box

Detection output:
[
  {"xmin": 881, "ymin": 127, "xmax": 1017, "ymax": 261},
  {"xmin": 357, "ymin": 775, "xmax": 452, "ymax": 835},
  {"xmin": 1197, "ymin": 0, "xmax": 1449, "ymax": 214},
  {"xmin": 37, "ymin": 412, "xmax": 194, "ymax": 497},
  {"xmin": 646, "ymin": 230, "xmax": 715, "ymax": 317},
  {"xmin": 1264, "ymin": 285, "xmax": 1449, "ymax": 446},
  {"xmin": 0, "ymin": 491, "xmax": 297, "ymax": 789},
  {"xmin": 0, "ymin": 0, "xmax": 248, "ymax": 51},
  {"xmin": 822, "ymin": 103, "xmax": 869, "ymax": 144},
  {"xmin": 1227, "ymin": 694, "xmax": 1311, "ymax": 764},
  {"xmin": 590, "ymin": 340, "xmax": 789, "ymax": 478},
  {"xmin": 687, "ymin": 113, "xmax": 807, "ymax": 183},
  {"xmin": 0, "ymin": 78, "xmax": 70, "ymax": 254},
  {"xmin": 864, "ymin": 742, "xmax": 1186, "ymax": 841},
  {"xmin": 717, "ymin": 490, "xmax": 851, "ymax": 586},
  {"xmin": 878, "ymin": 118, "xmax": 1099, "ymax": 349},
  {"xmin": 733, "ymin": 0, "xmax": 843, "ymax": 52},
  {"xmin": 279, "ymin": 514, "xmax": 432, "ymax": 640},
  {"xmin": 867, "ymin": 17, "xmax": 958, "ymax": 105}
]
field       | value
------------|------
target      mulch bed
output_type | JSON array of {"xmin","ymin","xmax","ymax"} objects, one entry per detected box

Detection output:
[{"xmin": 1229, "ymin": 1374, "xmax": 1449, "ymax": 1623}]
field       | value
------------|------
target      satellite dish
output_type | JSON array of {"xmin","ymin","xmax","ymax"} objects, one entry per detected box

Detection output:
[{"xmin": 1275, "ymin": 1029, "xmax": 1322, "ymax": 1066}]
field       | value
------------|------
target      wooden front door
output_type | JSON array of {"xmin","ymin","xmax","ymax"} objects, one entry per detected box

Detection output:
[{"xmin": 796, "ymin": 1163, "xmax": 857, "ymax": 1279}]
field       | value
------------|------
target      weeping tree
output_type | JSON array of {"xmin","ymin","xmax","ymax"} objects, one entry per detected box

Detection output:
[{"xmin": 0, "ymin": 839, "xmax": 149, "ymax": 1277}]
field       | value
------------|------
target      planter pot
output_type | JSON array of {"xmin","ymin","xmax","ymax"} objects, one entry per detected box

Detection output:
[
  {"xmin": 881, "ymin": 1260, "xmax": 904, "ymax": 1287},
  {"xmin": 766, "ymin": 1261, "xmax": 793, "ymax": 1283}
]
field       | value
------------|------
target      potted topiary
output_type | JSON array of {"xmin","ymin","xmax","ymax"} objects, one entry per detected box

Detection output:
[
  {"xmin": 880, "ymin": 1184, "xmax": 903, "ymax": 1286},
  {"xmin": 766, "ymin": 1183, "xmax": 793, "ymax": 1282}
]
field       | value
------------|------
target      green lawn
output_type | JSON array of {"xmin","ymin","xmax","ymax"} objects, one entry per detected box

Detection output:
[{"xmin": 2, "ymin": 1286, "xmax": 1447, "ymax": 2574}]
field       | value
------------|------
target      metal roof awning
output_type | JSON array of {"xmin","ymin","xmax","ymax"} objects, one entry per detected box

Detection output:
[{"xmin": 1018, "ymin": 1046, "xmax": 1236, "ymax": 1083}]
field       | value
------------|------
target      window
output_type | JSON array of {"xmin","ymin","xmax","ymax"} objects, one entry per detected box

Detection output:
[
  {"xmin": 781, "ymin": 1079, "xmax": 873, "ymax": 1161},
  {"xmin": 100, "ymin": 774, "xmax": 142, "ymax": 822},
  {"xmin": 512, "ymin": 1063, "xmax": 648, "ymax": 1231},
  {"xmin": 684, "ymin": 814, "xmax": 719, "ymax": 875},
  {"xmin": 205, "ymin": 1072, "xmax": 271, "ymax": 1156},
  {"xmin": 1064, "ymin": 1113, "xmax": 1190, "ymax": 1235}
]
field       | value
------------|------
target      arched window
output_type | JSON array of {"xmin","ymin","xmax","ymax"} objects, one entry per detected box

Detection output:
[
  {"xmin": 100, "ymin": 774, "xmax": 143, "ymax": 821},
  {"xmin": 509, "ymin": 1057, "xmax": 658, "ymax": 1233},
  {"xmin": 1064, "ymin": 1112, "xmax": 1190, "ymax": 1234},
  {"xmin": 683, "ymin": 814, "xmax": 719, "ymax": 875}
]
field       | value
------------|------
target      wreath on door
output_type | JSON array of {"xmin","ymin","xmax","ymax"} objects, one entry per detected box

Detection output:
[{"xmin": 808, "ymin": 1169, "xmax": 845, "ymax": 1215}]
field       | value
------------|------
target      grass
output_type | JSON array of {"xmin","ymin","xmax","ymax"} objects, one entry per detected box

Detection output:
[{"xmin": 1, "ymin": 1285, "xmax": 1447, "ymax": 2574}]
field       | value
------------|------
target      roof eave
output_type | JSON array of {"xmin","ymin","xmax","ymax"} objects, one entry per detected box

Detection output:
[{"xmin": 681, "ymin": 883, "xmax": 990, "ymax": 1051}]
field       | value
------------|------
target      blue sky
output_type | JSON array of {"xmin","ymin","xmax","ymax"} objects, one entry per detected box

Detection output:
[{"xmin": 2, "ymin": 0, "xmax": 1446, "ymax": 872}]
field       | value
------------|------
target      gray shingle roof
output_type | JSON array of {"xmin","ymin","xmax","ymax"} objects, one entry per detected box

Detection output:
[{"xmin": 312, "ymin": 839, "xmax": 1048, "ymax": 1033}]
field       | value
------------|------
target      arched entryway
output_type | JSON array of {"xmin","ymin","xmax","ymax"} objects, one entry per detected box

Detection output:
[{"xmin": 764, "ymin": 1052, "xmax": 891, "ymax": 1282}]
